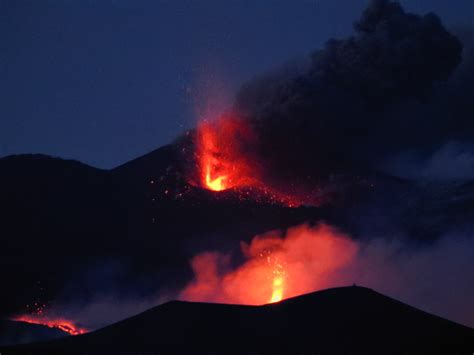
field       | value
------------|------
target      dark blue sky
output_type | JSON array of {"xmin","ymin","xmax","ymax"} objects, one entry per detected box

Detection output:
[{"xmin": 1, "ymin": 0, "xmax": 472, "ymax": 168}]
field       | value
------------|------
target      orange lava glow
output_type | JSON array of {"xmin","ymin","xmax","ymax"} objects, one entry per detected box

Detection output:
[
  {"xmin": 192, "ymin": 114, "xmax": 322, "ymax": 207},
  {"xmin": 269, "ymin": 268, "xmax": 285, "ymax": 303},
  {"xmin": 13, "ymin": 315, "xmax": 87, "ymax": 336},
  {"xmin": 180, "ymin": 223, "xmax": 359, "ymax": 305},
  {"xmin": 196, "ymin": 114, "xmax": 258, "ymax": 192}
]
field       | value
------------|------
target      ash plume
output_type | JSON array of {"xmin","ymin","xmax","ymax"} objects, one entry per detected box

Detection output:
[{"xmin": 233, "ymin": 0, "xmax": 465, "ymax": 181}]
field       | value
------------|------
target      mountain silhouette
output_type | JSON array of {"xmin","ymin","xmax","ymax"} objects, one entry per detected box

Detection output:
[
  {"xmin": 3, "ymin": 286, "xmax": 473, "ymax": 354},
  {"xmin": 2, "ymin": 148, "xmax": 474, "ymax": 320},
  {"xmin": 0, "ymin": 319, "xmax": 67, "ymax": 347}
]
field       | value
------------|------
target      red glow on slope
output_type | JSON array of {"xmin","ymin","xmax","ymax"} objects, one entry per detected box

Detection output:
[
  {"xmin": 180, "ymin": 223, "xmax": 359, "ymax": 305},
  {"xmin": 13, "ymin": 315, "xmax": 87, "ymax": 336}
]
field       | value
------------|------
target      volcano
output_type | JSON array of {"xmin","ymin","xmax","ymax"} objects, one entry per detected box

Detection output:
[
  {"xmin": 2, "ymin": 0, "xmax": 474, "ymax": 352},
  {"xmin": 2, "ymin": 286, "xmax": 472, "ymax": 355},
  {"xmin": 2, "ymin": 149, "xmax": 474, "ymax": 327}
]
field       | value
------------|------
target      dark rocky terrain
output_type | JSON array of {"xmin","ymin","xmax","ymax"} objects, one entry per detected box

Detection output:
[
  {"xmin": 2, "ymin": 286, "xmax": 472, "ymax": 355},
  {"xmin": 2, "ymin": 148, "xmax": 474, "ymax": 321},
  {"xmin": 0, "ymin": 320, "xmax": 67, "ymax": 346}
]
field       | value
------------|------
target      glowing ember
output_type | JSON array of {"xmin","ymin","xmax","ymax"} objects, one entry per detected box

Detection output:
[
  {"xmin": 180, "ymin": 223, "xmax": 359, "ymax": 305},
  {"xmin": 13, "ymin": 315, "xmax": 87, "ymax": 336}
]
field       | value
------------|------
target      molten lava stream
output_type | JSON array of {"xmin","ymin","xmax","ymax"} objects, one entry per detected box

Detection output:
[{"xmin": 13, "ymin": 315, "xmax": 87, "ymax": 336}]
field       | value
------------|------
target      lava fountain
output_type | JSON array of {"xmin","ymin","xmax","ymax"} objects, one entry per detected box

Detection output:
[
  {"xmin": 196, "ymin": 113, "xmax": 258, "ymax": 192},
  {"xmin": 180, "ymin": 223, "xmax": 359, "ymax": 305},
  {"xmin": 192, "ymin": 113, "xmax": 320, "ymax": 207},
  {"xmin": 268, "ymin": 256, "xmax": 286, "ymax": 303}
]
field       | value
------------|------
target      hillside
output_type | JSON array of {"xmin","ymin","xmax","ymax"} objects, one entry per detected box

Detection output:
[
  {"xmin": 0, "ymin": 319, "xmax": 67, "ymax": 346},
  {"xmin": 4, "ymin": 286, "xmax": 473, "ymax": 354},
  {"xmin": 1, "ymin": 149, "xmax": 474, "ymax": 322}
]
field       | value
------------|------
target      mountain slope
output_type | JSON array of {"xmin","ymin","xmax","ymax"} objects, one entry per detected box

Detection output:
[
  {"xmin": 0, "ymin": 152, "xmax": 324, "ymax": 319},
  {"xmin": 2, "ymin": 149, "xmax": 474, "ymax": 323},
  {"xmin": 0, "ymin": 319, "xmax": 67, "ymax": 346},
  {"xmin": 0, "ymin": 154, "xmax": 129, "ymax": 316},
  {"xmin": 4, "ymin": 286, "xmax": 473, "ymax": 354}
]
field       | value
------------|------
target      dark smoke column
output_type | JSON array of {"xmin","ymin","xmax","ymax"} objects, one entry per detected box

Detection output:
[{"xmin": 235, "ymin": 0, "xmax": 462, "ymax": 182}]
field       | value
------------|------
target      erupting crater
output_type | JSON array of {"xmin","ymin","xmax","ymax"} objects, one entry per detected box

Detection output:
[
  {"xmin": 191, "ymin": 113, "xmax": 320, "ymax": 207},
  {"xmin": 196, "ymin": 113, "xmax": 258, "ymax": 192}
]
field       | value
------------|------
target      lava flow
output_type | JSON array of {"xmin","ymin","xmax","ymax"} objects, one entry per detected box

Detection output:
[
  {"xmin": 13, "ymin": 315, "xmax": 87, "ymax": 336},
  {"xmin": 180, "ymin": 223, "xmax": 359, "ymax": 305}
]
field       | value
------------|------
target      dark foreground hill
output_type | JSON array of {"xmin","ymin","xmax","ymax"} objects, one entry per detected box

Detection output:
[
  {"xmin": 3, "ymin": 286, "xmax": 473, "ymax": 355},
  {"xmin": 0, "ymin": 320, "xmax": 67, "ymax": 346}
]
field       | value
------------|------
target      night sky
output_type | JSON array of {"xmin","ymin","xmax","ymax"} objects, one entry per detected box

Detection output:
[{"xmin": 1, "ymin": 0, "xmax": 472, "ymax": 168}]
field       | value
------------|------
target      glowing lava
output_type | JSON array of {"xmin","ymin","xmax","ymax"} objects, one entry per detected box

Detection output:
[
  {"xmin": 265, "ymin": 252, "xmax": 286, "ymax": 303},
  {"xmin": 205, "ymin": 165, "xmax": 227, "ymax": 191},
  {"xmin": 191, "ymin": 113, "xmax": 322, "ymax": 207},
  {"xmin": 270, "ymin": 277, "xmax": 284, "ymax": 303},
  {"xmin": 196, "ymin": 114, "xmax": 258, "ymax": 192},
  {"xmin": 180, "ymin": 224, "xmax": 359, "ymax": 305},
  {"xmin": 269, "ymin": 261, "xmax": 285, "ymax": 303},
  {"xmin": 13, "ymin": 315, "xmax": 87, "ymax": 336}
]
